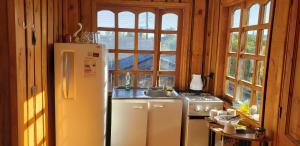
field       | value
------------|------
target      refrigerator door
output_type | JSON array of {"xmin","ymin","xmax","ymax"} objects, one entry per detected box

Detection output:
[{"xmin": 55, "ymin": 43, "xmax": 107, "ymax": 146}]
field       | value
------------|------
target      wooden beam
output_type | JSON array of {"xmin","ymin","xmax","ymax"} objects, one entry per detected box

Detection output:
[{"xmin": 190, "ymin": 0, "xmax": 206, "ymax": 75}]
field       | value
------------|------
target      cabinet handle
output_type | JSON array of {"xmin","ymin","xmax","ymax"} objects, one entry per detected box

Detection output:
[
  {"xmin": 152, "ymin": 105, "xmax": 165, "ymax": 108},
  {"xmin": 132, "ymin": 106, "xmax": 144, "ymax": 109}
]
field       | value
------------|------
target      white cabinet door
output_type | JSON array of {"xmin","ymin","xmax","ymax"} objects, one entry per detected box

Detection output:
[
  {"xmin": 111, "ymin": 100, "xmax": 148, "ymax": 146},
  {"xmin": 147, "ymin": 100, "xmax": 183, "ymax": 146}
]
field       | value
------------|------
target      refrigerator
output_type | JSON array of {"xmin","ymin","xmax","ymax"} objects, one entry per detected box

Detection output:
[{"xmin": 54, "ymin": 43, "xmax": 108, "ymax": 146}]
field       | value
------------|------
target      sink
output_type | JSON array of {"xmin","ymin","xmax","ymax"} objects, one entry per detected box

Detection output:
[
  {"xmin": 144, "ymin": 88, "xmax": 178, "ymax": 97},
  {"xmin": 112, "ymin": 87, "xmax": 181, "ymax": 99}
]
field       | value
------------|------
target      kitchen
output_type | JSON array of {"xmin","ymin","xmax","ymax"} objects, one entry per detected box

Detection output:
[{"xmin": 0, "ymin": 0, "xmax": 299, "ymax": 146}]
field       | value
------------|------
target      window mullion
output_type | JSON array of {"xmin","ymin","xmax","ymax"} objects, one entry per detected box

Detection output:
[
  {"xmin": 134, "ymin": 13, "xmax": 138, "ymax": 88},
  {"xmin": 153, "ymin": 9, "xmax": 160, "ymax": 87},
  {"xmin": 115, "ymin": 11, "xmax": 119, "ymax": 87}
]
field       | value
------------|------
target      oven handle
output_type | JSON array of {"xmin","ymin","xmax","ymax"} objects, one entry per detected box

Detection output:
[{"xmin": 188, "ymin": 116, "xmax": 208, "ymax": 119}]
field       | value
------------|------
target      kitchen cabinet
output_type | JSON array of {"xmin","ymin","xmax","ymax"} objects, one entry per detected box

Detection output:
[
  {"xmin": 111, "ymin": 99, "xmax": 183, "ymax": 146},
  {"xmin": 147, "ymin": 100, "xmax": 182, "ymax": 146},
  {"xmin": 111, "ymin": 100, "xmax": 148, "ymax": 146}
]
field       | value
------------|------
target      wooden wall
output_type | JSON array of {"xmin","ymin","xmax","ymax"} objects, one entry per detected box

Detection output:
[{"xmin": 0, "ymin": 0, "xmax": 57, "ymax": 145}]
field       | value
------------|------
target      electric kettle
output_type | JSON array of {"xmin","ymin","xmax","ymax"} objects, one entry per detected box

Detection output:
[{"xmin": 190, "ymin": 74, "xmax": 206, "ymax": 91}]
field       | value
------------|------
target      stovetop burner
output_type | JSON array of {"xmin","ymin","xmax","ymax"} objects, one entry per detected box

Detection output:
[{"xmin": 181, "ymin": 92, "xmax": 223, "ymax": 102}]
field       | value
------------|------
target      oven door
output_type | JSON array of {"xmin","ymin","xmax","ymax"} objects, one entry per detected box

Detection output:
[{"xmin": 187, "ymin": 116, "xmax": 209, "ymax": 146}]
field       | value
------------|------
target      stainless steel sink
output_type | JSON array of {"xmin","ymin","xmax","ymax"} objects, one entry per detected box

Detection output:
[{"xmin": 144, "ymin": 88, "xmax": 178, "ymax": 97}]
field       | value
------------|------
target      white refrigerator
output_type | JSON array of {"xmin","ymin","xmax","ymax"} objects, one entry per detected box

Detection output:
[{"xmin": 54, "ymin": 43, "xmax": 108, "ymax": 146}]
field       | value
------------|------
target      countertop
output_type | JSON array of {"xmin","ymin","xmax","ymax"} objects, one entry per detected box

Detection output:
[{"xmin": 112, "ymin": 88, "xmax": 183, "ymax": 100}]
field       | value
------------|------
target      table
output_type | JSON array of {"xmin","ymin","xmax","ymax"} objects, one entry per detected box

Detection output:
[{"xmin": 207, "ymin": 122, "xmax": 269, "ymax": 146}]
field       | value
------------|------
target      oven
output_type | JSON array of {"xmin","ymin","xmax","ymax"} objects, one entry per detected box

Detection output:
[{"xmin": 181, "ymin": 93, "xmax": 223, "ymax": 146}]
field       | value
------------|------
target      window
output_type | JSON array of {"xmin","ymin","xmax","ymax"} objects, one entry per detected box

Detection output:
[
  {"xmin": 97, "ymin": 8, "xmax": 181, "ymax": 90},
  {"xmin": 223, "ymin": 1, "xmax": 272, "ymax": 122}
]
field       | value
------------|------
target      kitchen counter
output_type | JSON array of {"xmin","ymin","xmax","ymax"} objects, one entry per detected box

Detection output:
[{"xmin": 112, "ymin": 88, "xmax": 183, "ymax": 100}]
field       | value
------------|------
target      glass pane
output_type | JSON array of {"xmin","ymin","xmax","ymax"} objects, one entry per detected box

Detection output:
[
  {"xmin": 159, "ymin": 55, "xmax": 176, "ymax": 71},
  {"xmin": 108, "ymin": 72, "xmax": 114, "ymax": 91},
  {"xmin": 118, "ymin": 32, "xmax": 134, "ymax": 50},
  {"xmin": 138, "ymin": 33, "xmax": 154, "ymax": 50},
  {"xmin": 118, "ymin": 53, "xmax": 134, "ymax": 70},
  {"xmin": 98, "ymin": 31, "xmax": 115, "ymax": 49},
  {"xmin": 97, "ymin": 10, "xmax": 115, "ymax": 28},
  {"xmin": 138, "ymin": 12, "xmax": 155, "ymax": 29},
  {"xmin": 244, "ymin": 30, "xmax": 257, "ymax": 54},
  {"xmin": 118, "ymin": 11, "xmax": 135, "ymax": 29},
  {"xmin": 264, "ymin": 2, "xmax": 271, "ymax": 23},
  {"xmin": 159, "ymin": 75, "xmax": 175, "ymax": 87},
  {"xmin": 256, "ymin": 61, "xmax": 265, "ymax": 86},
  {"xmin": 232, "ymin": 9, "xmax": 241, "ymax": 28},
  {"xmin": 260, "ymin": 29, "xmax": 268, "ymax": 56},
  {"xmin": 225, "ymin": 80, "xmax": 235, "ymax": 97},
  {"xmin": 162, "ymin": 13, "xmax": 178, "ymax": 31},
  {"xmin": 138, "ymin": 54, "xmax": 153, "ymax": 70},
  {"xmin": 160, "ymin": 34, "xmax": 177, "ymax": 51},
  {"xmin": 248, "ymin": 4, "xmax": 260, "ymax": 26},
  {"xmin": 118, "ymin": 73, "xmax": 134, "ymax": 87},
  {"xmin": 108, "ymin": 53, "xmax": 115, "ymax": 70},
  {"xmin": 238, "ymin": 59, "xmax": 254, "ymax": 83},
  {"xmin": 255, "ymin": 91, "xmax": 262, "ymax": 114},
  {"xmin": 227, "ymin": 57, "xmax": 236, "ymax": 78},
  {"xmin": 138, "ymin": 74, "xmax": 153, "ymax": 88},
  {"xmin": 229, "ymin": 32, "xmax": 239, "ymax": 53},
  {"xmin": 236, "ymin": 85, "xmax": 252, "ymax": 114}
]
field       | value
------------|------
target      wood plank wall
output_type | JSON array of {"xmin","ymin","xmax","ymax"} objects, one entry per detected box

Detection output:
[{"xmin": 0, "ymin": 0, "xmax": 56, "ymax": 145}]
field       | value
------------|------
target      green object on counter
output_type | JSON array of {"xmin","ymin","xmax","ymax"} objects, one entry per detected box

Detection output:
[{"xmin": 125, "ymin": 72, "xmax": 131, "ymax": 90}]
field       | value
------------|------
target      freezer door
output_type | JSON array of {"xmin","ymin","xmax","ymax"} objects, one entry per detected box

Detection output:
[{"xmin": 54, "ymin": 43, "xmax": 107, "ymax": 146}]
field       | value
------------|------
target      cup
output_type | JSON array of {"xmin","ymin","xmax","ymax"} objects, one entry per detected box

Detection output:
[
  {"xmin": 223, "ymin": 121, "xmax": 236, "ymax": 134},
  {"xmin": 209, "ymin": 109, "xmax": 218, "ymax": 119}
]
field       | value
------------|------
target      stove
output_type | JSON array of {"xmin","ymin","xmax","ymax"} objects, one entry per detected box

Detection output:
[
  {"xmin": 181, "ymin": 92, "xmax": 224, "ymax": 146},
  {"xmin": 181, "ymin": 92, "xmax": 224, "ymax": 117}
]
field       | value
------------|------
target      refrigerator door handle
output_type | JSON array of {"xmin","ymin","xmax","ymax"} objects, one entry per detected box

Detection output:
[{"xmin": 63, "ymin": 52, "xmax": 71, "ymax": 99}]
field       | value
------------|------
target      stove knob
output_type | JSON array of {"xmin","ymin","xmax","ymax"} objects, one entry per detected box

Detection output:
[
  {"xmin": 205, "ymin": 106, "xmax": 210, "ymax": 112},
  {"xmin": 195, "ymin": 105, "xmax": 203, "ymax": 112}
]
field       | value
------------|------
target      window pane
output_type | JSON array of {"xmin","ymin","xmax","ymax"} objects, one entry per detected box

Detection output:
[
  {"xmin": 160, "ymin": 34, "xmax": 177, "ymax": 51},
  {"xmin": 138, "ymin": 33, "xmax": 154, "ymax": 50},
  {"xmin": 255, "ymin": 91, "xmax": 262, "ymax": 115},
  {"xmin": 232, "ymin": 9, "xmax": 241, "ymax": 28},
  {"xmin": 138, "ymin": 54, "xmax": 153, "ymax": 70},
  {"xmin": 256, "ymin": 61, "xmax": 265, "ymax": 86},
  {"xmin": 97, "ymin": 10, "xmax": 115, "ymax": 28},
  {"xmin": 98, "ymin": 31, "xmax": 115, "ymax": 49},
  {"xmin": 118, "ymin": 53, "xmax": 134, "ymax": 70},
  {"xmin": 108, "ymin": 72, "xmax": 114, "ymax": 91},
  {"xmin": 236, "ymin": 85, "xmax": 252, "ymax": 113},
  {"xmin": 229, "ymin": 32, "xmax": 239, "ymax": 53},
  {"xmin": 260, "ymin": 29, "xmax": 268, "ymax": 56},
  {"xmin": 118, "ymin": 11, "xmax": 135, "ymax": 29},
  {"xmin": 138, "ymin": 74, "xmax": 153, "ymax": 88},
  {"xmin": 225, "ymin": 80, "xmax": 235, "ymax": 97},
  {"xmin": 108, "ymin": 53, "xmax": 115, "ymax": 70},
  {"xmin": 162, "ymin": 13, "xmax": 178, "ymax": 31},
  {"xmin": 244, "ymin": 30, "xmax": 257, "ymax": 54},
  {"xmin": 264, "ymin": 2, "xmax": 271, "ymax": 23},
  {"xmin": 118, "ymin": 73, "xmax": 134, "ymax": 87},
  {"xmin": 138, "ymin": 12, "xmax": 155, "ymax": 29},
  {"xmin": 227, "ymin": 56, "xmax": 236, "ymax": 78},
  {"xmin": 118, "ymin": 32, "xmax": 134, "ymax": 50},
  {"xmin": 248, "ymin": 4, "xmax": 260, "ymax": 26},
  {"xmin": 159, "ymin": 75, "xmax": 175, "ymax": 87},
  {"xmin": 238, "ymin": 59, "xmax": 254, "ymax": 83},
  {"xmin": 159, "ymin": 55, "xmax": 176, "ymax": 71}
]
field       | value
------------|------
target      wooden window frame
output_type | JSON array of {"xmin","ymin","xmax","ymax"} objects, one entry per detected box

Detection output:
[
  {"xmin": 92, "ymin": 1, "xmax": 192, "ymax": 91},
  {"xmin": 220, "ymin": 0, "xmax": 274, "ymax": 126}
]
